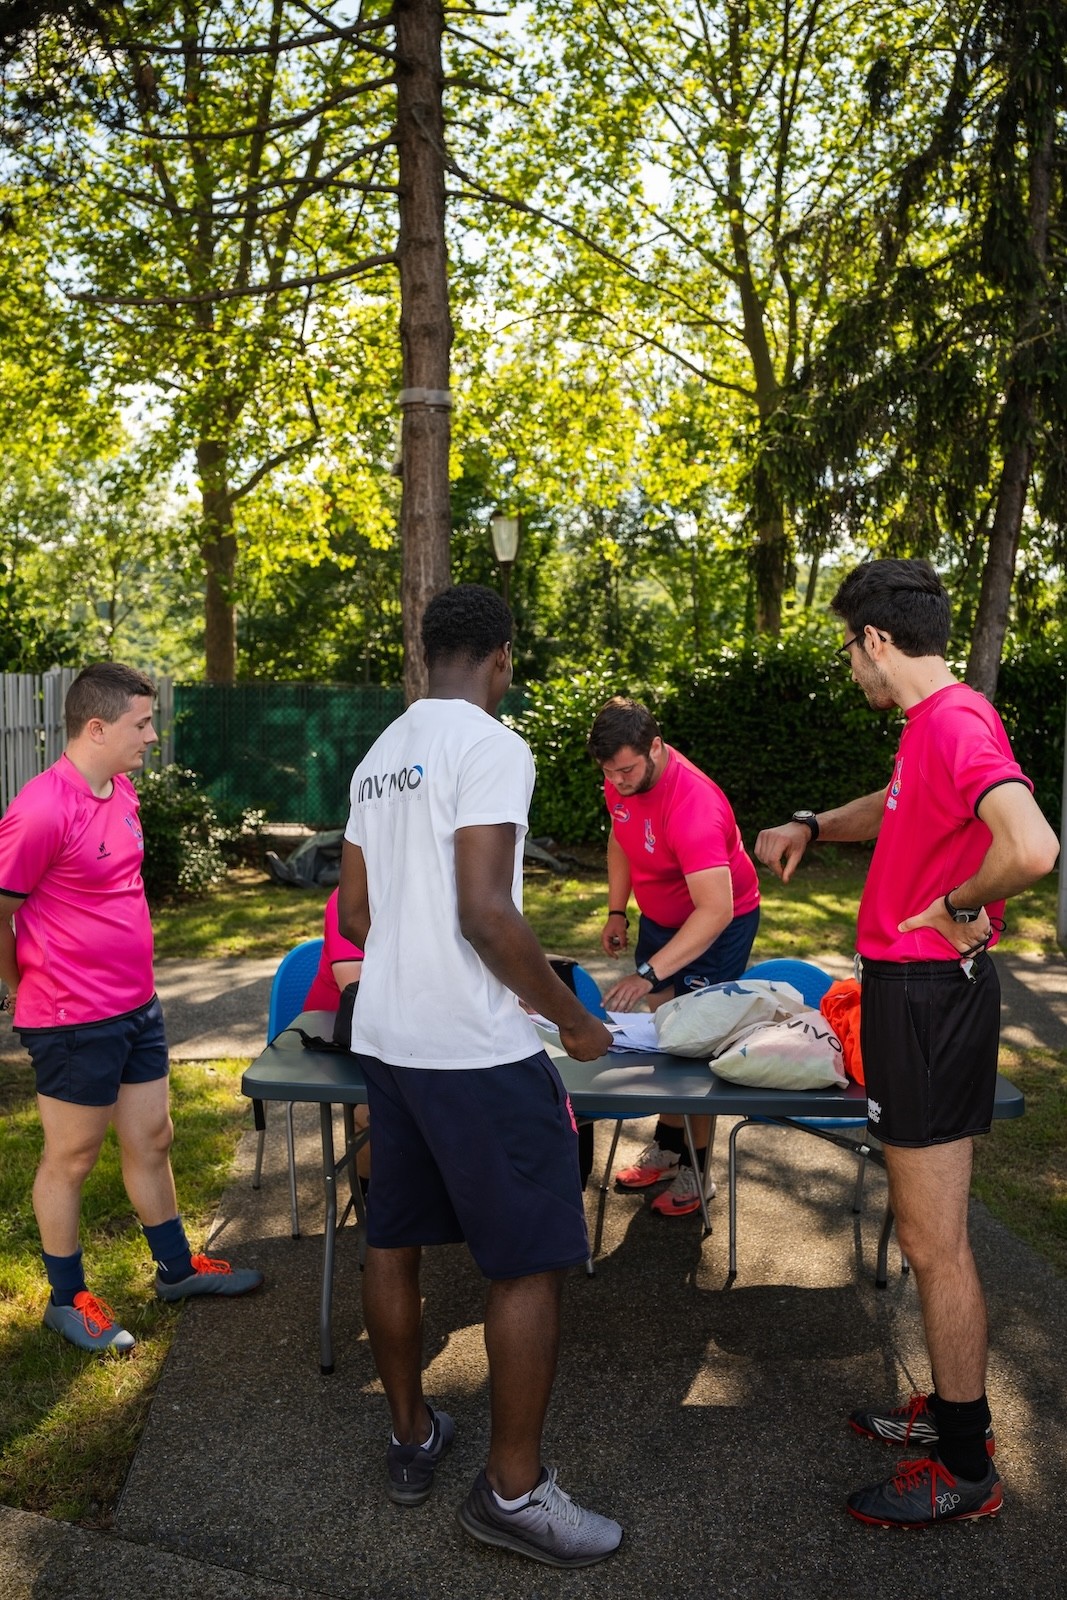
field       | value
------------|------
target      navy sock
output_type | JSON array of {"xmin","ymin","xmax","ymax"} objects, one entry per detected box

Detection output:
[
  {"xmin": 930, "ymin": 1392, "xmax": 992, "ymax": 1482},
  {"xmin": 42, "ymin": 1248, "xmax": 86, "ymax": 1307},
  {"xmin": 142, "ymin": 1216, "xmax": 194, "ymax": 1283},
  {"xmin": 653, "ymin": 1122, "xmax": 685, "ymax": 1155}
]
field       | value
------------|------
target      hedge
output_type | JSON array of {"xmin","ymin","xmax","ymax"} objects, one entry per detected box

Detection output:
[{"xmin": 513, "ymin": 639, "xmax": 1064, "ymax": 845}]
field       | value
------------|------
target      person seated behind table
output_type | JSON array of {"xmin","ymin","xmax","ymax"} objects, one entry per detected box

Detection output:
[{"xmin": 303, "ymin": 887, "xmax": 369, "ymax": 1185}]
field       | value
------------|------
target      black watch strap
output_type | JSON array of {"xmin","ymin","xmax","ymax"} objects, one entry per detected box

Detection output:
[
  {"xmin": 636, "ymin": 960, "xmax": 657, "ymax": 983},
  {"xmin": 791, "ymin": 810, "xmax": 820, "ymax": 841}
]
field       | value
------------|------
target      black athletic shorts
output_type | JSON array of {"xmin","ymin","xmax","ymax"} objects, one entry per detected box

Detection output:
[{"xmin": 859, "ymin": 953, "xmax": 1000, "ymax": 1148}]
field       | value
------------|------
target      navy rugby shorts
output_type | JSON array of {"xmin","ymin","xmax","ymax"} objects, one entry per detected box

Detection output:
[{"xmin": 358, "ymin": 1048, "xmax": 589, "ymax": 1278}]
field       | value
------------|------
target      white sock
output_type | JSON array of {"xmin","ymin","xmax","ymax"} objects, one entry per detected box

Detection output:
[{"xmin": 492, "ymin": 1486, "xmax": 533, "ymax": 1511}]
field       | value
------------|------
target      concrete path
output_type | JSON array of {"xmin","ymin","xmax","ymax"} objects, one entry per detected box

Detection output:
[{"xmin": 1, "ymin": 947, "xmax": 1065, "ymax": 1600}]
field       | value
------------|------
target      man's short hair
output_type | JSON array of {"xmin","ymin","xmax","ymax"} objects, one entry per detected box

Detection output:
[
  {"xmin": 831, "ymin": 558, "xmax": 951, "ymax": 658},
  {"xmin": 587, "ymin": 697, "xmax": 661, "ymax": 763},
  {"xmin": 65, "ymin": 663, "xmax": 156, "ymax": 739},
  {"xmin": 421, "ymin": 584, "xmax": 512, "ymax": 668}
]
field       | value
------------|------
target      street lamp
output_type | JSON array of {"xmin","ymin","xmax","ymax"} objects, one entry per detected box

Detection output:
[{"xmin": 489, "ymin": 510, "xmax": 521, "ymax": 608}]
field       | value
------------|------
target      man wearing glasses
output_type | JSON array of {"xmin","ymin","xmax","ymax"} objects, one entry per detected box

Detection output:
[{"xmin": 755, "ymin": 558, "xmax": 1058, "ymax": 1530}]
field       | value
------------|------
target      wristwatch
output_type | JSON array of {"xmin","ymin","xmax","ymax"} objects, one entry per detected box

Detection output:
[
  {"xmin": 944, "ymin": 891, "xmax": 982, "ymax": 924},
  {"xmin": 791, "ymin": 810, "xmax": 820, "ymax": 840},
  {"xmin": 635, "ymin": 960, "xmax": 658, "ymax": 984}
]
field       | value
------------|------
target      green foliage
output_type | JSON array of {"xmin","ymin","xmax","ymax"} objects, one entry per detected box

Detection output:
[
  {"xmin": 506, "ymin": 667, "xmax": 630, "ymax": 841},
  {"xmin": 513, "ymin": 633, "xmax": 1063, "ymax": 847},
  {"xmin": 134, "ymin": 766, "xmax": 258, "ymax": 903},
  {"xmin": 995, "ymin": 648, "xmax": 1066, "ymax": 827}
]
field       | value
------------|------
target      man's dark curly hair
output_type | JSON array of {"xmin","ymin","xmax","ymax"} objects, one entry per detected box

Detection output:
[
  {"xmin": 587, "ymin": 697, "xmax": 661, "ymax": 762},
  {"xmin": 421, "ymin": 583, "xmax": 512, "ymax": 667},
  {"xmin": 831, "ymin": 558, "xmax": 950, "ymax": 658}
]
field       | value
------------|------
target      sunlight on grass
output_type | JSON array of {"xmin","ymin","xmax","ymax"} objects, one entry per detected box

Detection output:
[
  {"xmin": 972, "ymin": 1046, "xmax": 1067, "ymax": 1277},
  {"xmin": 0, "ymin": 1061, "xmax": 251, "ymax": 1523}
]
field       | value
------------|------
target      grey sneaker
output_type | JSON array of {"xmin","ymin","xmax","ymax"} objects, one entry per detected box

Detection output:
[
  {"xmin": 155, "ymin": 1253, "xmax": 264, "ymax": 1301},
  {"xmin": 386, "ymin": 1406, "xmax": 455, "ymax": 1506},
  {"xmin": 43, "ymin": 1291, "xmax": 136, "ymax": 1353},
  {"xmin": 458, "ymin": 1467, "xmax": 623, "ymax": 1568}
]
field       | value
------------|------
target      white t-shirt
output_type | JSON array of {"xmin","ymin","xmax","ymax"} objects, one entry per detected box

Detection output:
[{"xmin": 344, "ymin": 697, "xmax": 541, "ymax": 1069}]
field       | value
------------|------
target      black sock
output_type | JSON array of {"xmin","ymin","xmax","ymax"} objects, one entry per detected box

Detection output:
[
  {"xmin": 653, "ymin": 1122, "xmax": 685, "ymax": 1156},
  {"xmin": 930, "ymin": 1392, "xmax": 992, "ymax": 1481},
  {"xmin": 677, "ymin": 1146, "xmax": 707, "ymax": 1172}
]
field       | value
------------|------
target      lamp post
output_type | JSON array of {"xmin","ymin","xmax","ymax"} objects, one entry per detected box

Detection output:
[{"xmin": 489, "ymin": 510, "xmax": 521, "ymax": 608}]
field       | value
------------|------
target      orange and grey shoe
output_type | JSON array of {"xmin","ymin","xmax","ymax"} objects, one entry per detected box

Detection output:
[
  {"xmin": 155, "ymin": 1253, "xmax": 264, "ymax": 1301},
  {"xmin": 846, "ymin": 1456, "xmax": 1002, "ymax": 1528},
  {"xmin": 614, "ymin": 1140, "xmax": 680, "ymax": 1189},
  {"xmin": 43, "ymin": 1291, "xmax": 136, "ymax": 1353},
  {"xmin": 849, "ymin": 1394, "xmax": 995, "ymax": 1457},
  {"xmin": 649, "ymin": 1164, "xmax": 716, "ymax": 1217}
]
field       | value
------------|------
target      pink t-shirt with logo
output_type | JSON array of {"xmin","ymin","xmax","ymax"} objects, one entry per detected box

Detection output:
[
  {"xmin": 857, "ymin": 683, "xmax": 1032, "ymax": 961},
  {"xmin": 0, "ymin": 756, "xmax": 155, "ymax": 1028},
  {"xmin": 604, "ymin": 746, "xmax": 760, "ymax": 928},
  {"xmin": 303, "ymin": 887, "xmax": 364, "ymax": 1011}
]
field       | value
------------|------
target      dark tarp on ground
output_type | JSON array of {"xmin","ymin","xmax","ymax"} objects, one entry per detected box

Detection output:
[{"xmin": 264, "ymin": 830, "xmax": 344, "ymax": 888}]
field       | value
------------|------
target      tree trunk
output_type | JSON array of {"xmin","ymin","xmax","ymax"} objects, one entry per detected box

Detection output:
[
  {"xmin": 395, "ymin": 0, "xmax": 452, "ymax": 705},
  {"xmin": 198, "ymin": 438, "xmax": 237, "ymax": 684},
  {"xmin": 965, "ymin": 66, "xmax": 1054, "ymax": 701}
]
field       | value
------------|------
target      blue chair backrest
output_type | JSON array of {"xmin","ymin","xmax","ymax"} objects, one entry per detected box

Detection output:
[
  {"xmin": 268, "ymin": 938, "xmax": 325, "ymax": 1042},
  {"xmin": 571, "ymin": 964, "xmax": 609, "ymax": 1020},
  {"xmin": 742, "ymin": 958, "xmax": 834, "ymax": 1008}
]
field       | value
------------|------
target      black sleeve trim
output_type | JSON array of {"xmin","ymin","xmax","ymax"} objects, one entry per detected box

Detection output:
[
  {"xmin": 0, "ymin": 885, "xmax": 29, "ymax": 900},
  {"xmin": 973, "ymin": 777, "xmax": 1032, "ymax": 819}
]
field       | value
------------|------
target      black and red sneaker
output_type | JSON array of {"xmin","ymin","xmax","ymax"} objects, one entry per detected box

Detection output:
[
  {"xmin": 849, "ymin": 1394, "xmax": 995, "ymax": 1457},
  {"xmin": 847, "ymin": 1456, "xmax": 1002, "ymax": 1529}
]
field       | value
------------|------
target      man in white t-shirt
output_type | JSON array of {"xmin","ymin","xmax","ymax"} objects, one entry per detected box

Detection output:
[{"xmin": 338, "ymin": 584, "xmax": 622, "ymax": 1569}]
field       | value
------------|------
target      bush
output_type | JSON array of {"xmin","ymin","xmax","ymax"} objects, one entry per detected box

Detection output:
[
  {"xmin": 506, "ymin": 668, "xmax": 644, "ymax": 843},
  {"xmin": 512, "ymin": 637, "xmax": 1063, "ymax": 847},
  {"xmin": 134, "ymin": 765, "xmax": 261, "ymax": 902}
]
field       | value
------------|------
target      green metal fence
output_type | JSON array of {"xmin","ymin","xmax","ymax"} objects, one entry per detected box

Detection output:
[{"xmin": 173, "ymin": 683, "xmax": 527, "ymax": 826}]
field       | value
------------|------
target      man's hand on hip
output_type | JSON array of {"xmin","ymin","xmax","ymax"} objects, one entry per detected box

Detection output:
[{"xmin": 898, "ymin": 897, "xmax": 992, "ymax": 955}]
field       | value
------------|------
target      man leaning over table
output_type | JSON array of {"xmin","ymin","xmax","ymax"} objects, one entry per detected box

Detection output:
[
  {"xmin": 337, "ymin": 583, "xmax": 622, "ymax": 1569},
  {"xmin": 0, "ymin": 662, "xmax": 263, "ymax": 1355},
  {"xmin": 587, "ymin": 696, "xmax": 760, "ymax": 1216},
  {"xmin": 755, "ymin": 557, "xmax": 1058, "ymax": 1530}
]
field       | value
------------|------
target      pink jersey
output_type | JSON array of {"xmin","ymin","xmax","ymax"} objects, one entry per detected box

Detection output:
[
  {"xmin": 857, "ymin": 683, "xmax": 1032, "ymax": 961},
  {"xmin": 303, "ymin": 887, "xmax": 364, "ymax": 1011},
  {"xmin": 605, "ymin": 746, "xmax": 759, "ymax": 927},
  {"xmin": 0, "ymin": 756, "xmax": 155, "ymax": 1028}
]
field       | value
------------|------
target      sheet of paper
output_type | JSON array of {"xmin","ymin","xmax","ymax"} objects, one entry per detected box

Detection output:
[{"xmin": 529, "ymin": 1010, "xmax": 662, "ymax": 1053}]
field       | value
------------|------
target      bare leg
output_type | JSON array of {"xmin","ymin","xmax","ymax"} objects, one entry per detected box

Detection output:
[
  {"xmin": 33, "ymin": 1096, "xmax": 112, "ymax": 1255},
  {"xmin": 884, "ymin": 1139, "xmax": 987, "ymax": 1400},
  {"xmin": 111, "ymin": 1077, "xmax": 179, "ymax": 1227},
  {"xmin": 484, "ymin": 1269, "xmax": 564, "ymax": 1499},
  {"xmin": 363, "ymin": 1244, "xmax": 432, "ymax": 1446}
]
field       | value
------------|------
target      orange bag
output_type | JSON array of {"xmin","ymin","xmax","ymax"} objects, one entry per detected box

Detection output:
[{"xmin": 819, "ymin": 979, "xmax": 865, "ymax": 1086}]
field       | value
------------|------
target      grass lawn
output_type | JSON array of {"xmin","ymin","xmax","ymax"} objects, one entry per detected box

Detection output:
[
  {"xmin": 2, "ymin": 846, "xmax": 1062, "ymax": 1523},
  {"xmin": 0, "ymin": 1059, "xmax": 249, "ymax": 1523}
]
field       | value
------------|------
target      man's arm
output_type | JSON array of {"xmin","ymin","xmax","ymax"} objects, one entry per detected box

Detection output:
[
  {"xmin": 602, "ymin": 866, "xmax": 733, "ymax": 1012},
  {"xmin": 0, "ymin": 892, "xmax": 22, "ymax": 998},
  {"xmin": 600, "ymin": 829, "xmax": 634, "ymax": 956},
  {"xmin": 456, "ymin": 823, "xmax": 613, "ymax": 1061},
  {"xmin": 754, "ymin": 788, "xmax": 888, "ymax": 884},
  {"xmin": 337, "ymin": 840, "xmax": 371, "ymax": 949},
  {"xmin": 898, "ymin": 782, "xmax": 1060, "ymax": 951}
]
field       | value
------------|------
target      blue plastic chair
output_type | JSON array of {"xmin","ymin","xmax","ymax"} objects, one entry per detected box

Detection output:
[
  {"xmin": 252, "ymin": 938, "xmax": 324, "ymax": 1238},
  {"xmin": 741, "ymin": 957, "xmax": 834, "ymax": 1007}
]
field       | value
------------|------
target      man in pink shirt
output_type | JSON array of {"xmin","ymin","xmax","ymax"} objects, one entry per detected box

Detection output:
[
  {"xmin": 588, "ymin": 697, "xmax": 760, "ymax": 1217},
  {"xmin": 756, "ymin": 559, "xmax": 1059, "ymax": 1530},
  {"xmin": 0, "ymin": 663, "xmax": 263, "ymax": 1353}
]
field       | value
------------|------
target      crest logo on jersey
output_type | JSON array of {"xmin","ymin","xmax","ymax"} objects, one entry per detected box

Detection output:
[
  {"xmin": 644, "ymin": 818, "xmax": 656, "ymax": 853},
  {"xmin": 886, "ymin": 754, "xmax": 904, "ymax": 812}
]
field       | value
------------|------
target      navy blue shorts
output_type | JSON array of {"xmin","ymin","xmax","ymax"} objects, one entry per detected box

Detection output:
[
  {"xmin": 20, "ymin": 996, "xmax": 169, "ymax": 1107},
  {"xmin": 358, "ymin": 1049, "xmax": 589, "ymax": 1279},
  {"xmin": 860, "ymin": 955, "xmax": 1000, "ymax": 1147},
  {"xmin": 636, "ymin": 905, "xmax": 760, "ymax": 996}
]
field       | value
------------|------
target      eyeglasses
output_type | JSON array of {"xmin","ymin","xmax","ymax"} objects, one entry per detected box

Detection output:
[{"xmin": 837, "ymin": 628, "xmax": 888, "ymax": 660}]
